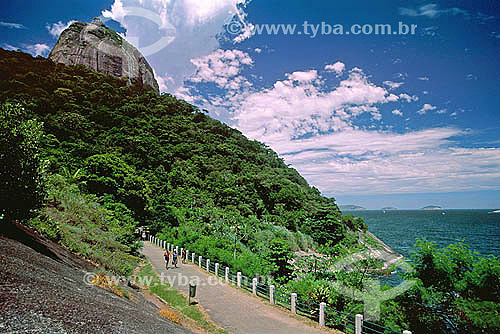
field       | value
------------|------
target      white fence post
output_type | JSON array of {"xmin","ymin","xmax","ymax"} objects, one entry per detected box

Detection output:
[
  {"xmin": 320, "ymin": 302, "xmax": 326, "ymax": 326},
  {"xmin": 215, "ymin": 263, "xmax": 219, "ymax": 276},
  {"xmin": 252, "ymin": 278, "xmax": 257, "ymax": 295},
  {"xmin": 225, "ymin": 267, "xmax": 229, "ymax": 283},
  {"xmin": 186, "ymin": 250, "xmax": 189, "ymax": 261},
  {"xmin": 291, "ymin": 293, "xmax": 297, "ymax": 314},
  {"xmin": 206, "ymin": 259, "xmax": 210, "ymax": 272},
  {"xmin": 198, "ymin": 255, "xmax": 202, "ymax": 267},
  {"xmin": 191, "ymin": 252, "xmax": 195, "ymax": 263},
  {"xmin": 237, "ymin": 272, "xmax": 242, "ymax": 288},
  {"xmin": 355, "ymin": 314, "xmax": 363, "ymax": 334},
  {"xmin": 167, "ymin": 243, "xmax": 170, "ymax": 251},
  {"xmin": 270, "ymin": 285, "xmax": 275, "ymax": 304},
  {"xmin": 176, "ymin": 246, "xmax": 179, "ymax": 253}
]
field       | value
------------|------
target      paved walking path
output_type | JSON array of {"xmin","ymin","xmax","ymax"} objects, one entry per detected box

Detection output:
[{"xmin": 142, "ymin": 242, "xmax": 325, "ymax": 334}]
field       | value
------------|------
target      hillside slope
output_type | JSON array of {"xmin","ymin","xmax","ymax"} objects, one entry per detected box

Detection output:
[{"xmin": 0, "ymin": 48, "xmax": 366, "ymax": 278}]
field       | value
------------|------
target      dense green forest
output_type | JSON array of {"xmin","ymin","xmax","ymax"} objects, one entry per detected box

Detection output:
[
  {"xmin": 0, "ymin": 48, "xmax": 365, "ymax": 269},
  {"xmin": 1, "ymin": 49, "xmax": 498, "ymax": 334}
]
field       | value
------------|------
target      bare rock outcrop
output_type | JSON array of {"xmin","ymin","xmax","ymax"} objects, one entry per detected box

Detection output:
[{"xmin": 49, "ymin": 18, "xmax": 159, "ymax": 93}]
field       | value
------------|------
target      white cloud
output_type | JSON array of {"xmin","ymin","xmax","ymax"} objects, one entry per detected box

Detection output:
[
  {"xmin": 154, "ymin": 69, "xmax": 173, "ymax": 92},
  {"xmin": 100, "ymin": 0, "xmax": 253, "ymax": 92},
  {"xmin": 254, "ymin": 47, "xmax": 262, "ymax": 53},
  {"xmin": 324, "ymin": 61, "xmax": 345, "ymax": 75},
  {"xmin": 180, "ymin": 0, "xmax": 245, "ymax": 26},
  {"xmin": 102, "ymin": 0, "xmax": 128, "ymax": 26},
  {"xmin": 0, "ymin": 21, "xmax": 26, "ymax": 29},
  {"xmin": 422, "ymin": 26, "xmax": 439, "ymax": 37},
  {"xmin": 418, "ymin": 76, "xmax": 430, "ymax": 81},
  {"xmin": 189, "ymin": 49, "xmax": 253, "ymax": 90},
  {"xmin": 437, "ymin": 108, "xmax": 447, "ymax": 114},
  {"xmin": 383, "ymin": 81, "xmax": 404, "ymax": 90},
  {"xmin": 183, "ymin": 54, "xmax": 499, "ymax": 195},
  {"xmin": 46, "ymin": 20, "xmax": 77, "ymax": 38},
  {"xmin": 399, "ymin": 4, "xmax": 469, "ymax": 19},
  {"xmin": 418, "ymin": 103, "xmax": 437, "ymax": 115},
  {"xmin": 281, "ymin": 129, "xmax": 500, "ymax": 195},
  {"xmin": 232, "ymin": 66, "xmax": 402, "ymax": 142},
  {"xmin": 26, "ymin": 43, "xmax": 50, "ymax": 57},
  {"xmin": 1, "ymin": 43, "xmax": 18, "ymax": 51},
  {"xmin": 399, "ymin": 93, "xmax": 419, "ymax": 103},
  {"xmin": 287, "ymin": 70, "xmax": 318, "ymax": 82}
]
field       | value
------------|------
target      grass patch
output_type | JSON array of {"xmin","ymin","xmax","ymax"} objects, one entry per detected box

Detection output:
[
  {"xmin": 90, "ymin": 272, "xmax": 133, "ymax": 300},
  {"xmin": 136, "ymin": 264, "xmax": 226, "ymax": 334},
  {"xmin": 27, "ymin": 175, "xmax": 140, "ymax": 275}
]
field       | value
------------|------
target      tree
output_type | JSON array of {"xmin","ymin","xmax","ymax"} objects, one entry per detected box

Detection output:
[
  {"xmin": 401, "ymin": 239, "xmax": 500, "ymax": 334},
  {"xmin": 83, "ymin": 153, "xmax": 151, "ymax": 219},
  {"xmin": 267, "ymin": 238, "xmax": 294, "ymax": 282},
  {"xmin": 0, "ymin": 102, "xmax": 45, "ymax": 222}
]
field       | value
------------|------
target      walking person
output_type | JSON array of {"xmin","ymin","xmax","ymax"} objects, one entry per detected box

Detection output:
[
  {"xmin": 173, "ymin": 250, "xmax": 178, "ymax": 268},
  {"xmin": 182, "ymin": 248, "xmax": 187, "ymax": 264},
  {"xmin": 164, "ymin": 250, "xmax": 170, "ymax": 270}
]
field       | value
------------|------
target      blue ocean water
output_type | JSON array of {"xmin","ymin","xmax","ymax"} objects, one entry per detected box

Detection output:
[{"xmin": 345, "ymin": 210, "xmax": 500, "ymax": 258}]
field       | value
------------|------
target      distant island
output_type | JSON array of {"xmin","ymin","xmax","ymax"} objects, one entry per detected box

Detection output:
[
  {"xmin": 421, "ymin": 205, "xmax": 443, "ymax": 210},
  {"xmin": 339, "ymin": 205, "xmax": 367, "ymax": 211},
  {"xmin": 381, "ymin": 207, "xmax": 398, "ymax": 210}
]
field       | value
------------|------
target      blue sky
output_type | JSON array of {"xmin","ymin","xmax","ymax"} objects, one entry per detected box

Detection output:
[{"xmin": 1, "ymin": 0, "xmax": 500, "ymax": 209}]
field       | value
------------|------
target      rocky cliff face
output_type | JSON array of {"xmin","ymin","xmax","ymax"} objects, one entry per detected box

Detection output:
[{"xmin": 49, "ymin": 18, "xmax": 159, "ymax": 93}]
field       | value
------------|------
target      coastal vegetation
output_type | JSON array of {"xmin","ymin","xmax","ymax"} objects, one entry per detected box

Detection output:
[{"xmin": 1, "ymin": 49, "xmax": 499, "ymax": 333}]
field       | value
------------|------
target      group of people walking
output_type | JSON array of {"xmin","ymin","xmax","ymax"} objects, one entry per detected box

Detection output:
[{"xmin": 163, "ymin": 248, "xmax": 187, "ymax": 269}]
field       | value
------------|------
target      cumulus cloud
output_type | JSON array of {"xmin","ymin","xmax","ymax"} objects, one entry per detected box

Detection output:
[
  {"xmin": 287, "ymin": 70, "xmax": 318, "ymax": 82},
  {"xmin": 26, "ymin": 43, "xmax": 50, "ymax": 57},
  {"xmin": 189, "ymin": 49, "xmax": 253, "ymax": 90},
  {"xmin": 100, "ymin": 0, "xmax": 253, "ymax": 92},
  {"xmin": 399, "ymin": 93, "xmax": 418, "ymax": 103},
  {"xmin": 383, "ymin": 81, "xmax": 404, "ymax": 89},
  {"xmin": 254, "ymin": 47, "xmax": 262, "ymax": 53},
  {"xmin": 182, "ymin": 54, "xmax": 498, "ymax": 195},
  {"xmin": 324, "ymin": 61, "xmax": 345, "ymax": 74},
  {"xmin": 399, "ymin": 4, "xmax": 469, "ymax": 19},
  {"xmin": 418, "ymin": 103, "xmax": 437, "ymax": 114},
  {"xmin": 46, "ymin": 20, "xmax": 77, "ymax": 38},
  {"xmin": 418, "ymin": 76, "xmax": 430, "ymax": 81},
  {"xmin": 180, "ymin": 0, "xmax": 246, "ymax": 26},
  {"xmin": 0, "ymin": 21, "xmax": 26, "ymax": 29},
  {"xmin": 154, "ymin": 69, "xmax": 174, "ymax": 92},
  {"xmin": 232, "ymin": 67, "xmax": 401, "ymax": 142}
]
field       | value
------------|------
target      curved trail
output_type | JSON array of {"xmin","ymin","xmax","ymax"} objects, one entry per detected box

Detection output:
[{"xmin": 142, "ymin": 242, "xmax": 326, "ymax": 334}]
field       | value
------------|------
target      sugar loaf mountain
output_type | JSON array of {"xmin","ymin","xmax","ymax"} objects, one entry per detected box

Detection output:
[
  {"xmin": 0, "ymin": 19, "xmax": 399, "ymax": 332},
  {"xmin": 49, "ymin": 18, "xmax": 159, "ymax": 92}
]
